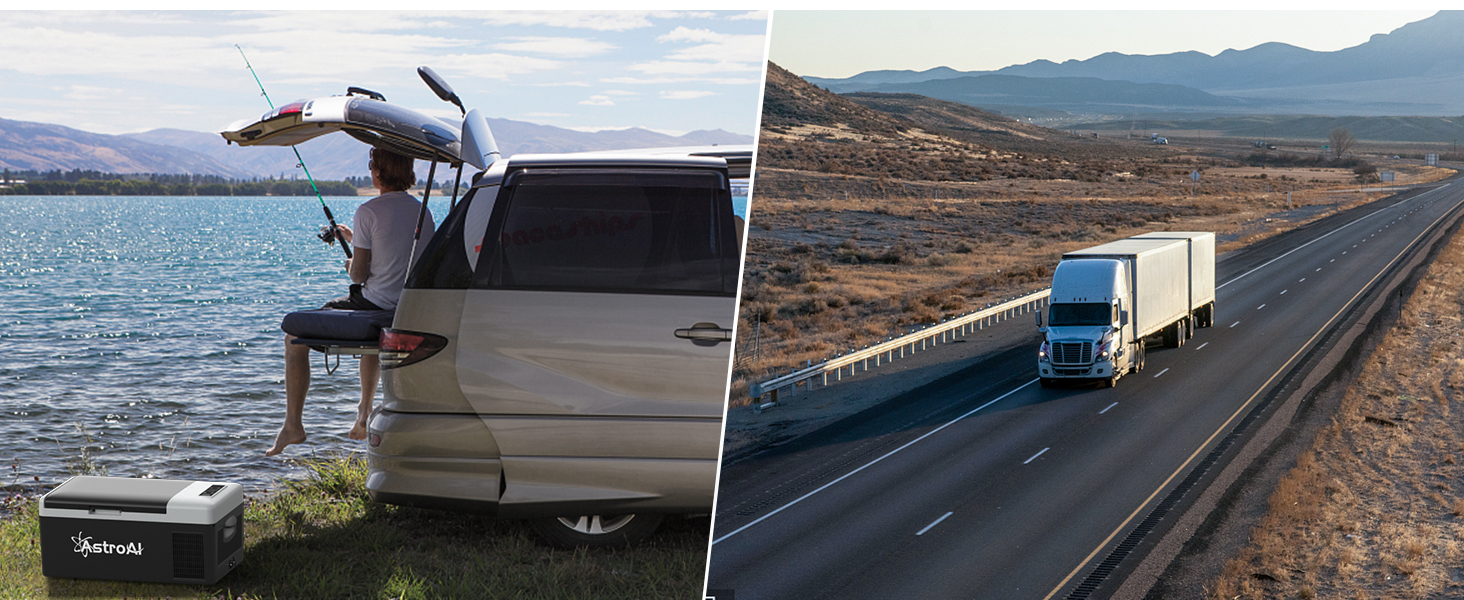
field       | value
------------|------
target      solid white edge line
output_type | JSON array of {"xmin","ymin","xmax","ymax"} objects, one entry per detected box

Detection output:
[
  {"xmin": 1024, "ymin": 448, "xmax": 1050, "ymax": 464},
  {"xmin": 710, "ymin": 379, "xmax": 1038, "ymax": 545},
  {"xmin": 917, "ymin": 512, "xmax": 954, "ymax": 536},
  {"xmin": 1153, "ymin": 368, "xmax": 1169, "ymax": 378},
  {"xmin": 1100, "ymin": 402, "xmax": 1118, "ymax": 414}
]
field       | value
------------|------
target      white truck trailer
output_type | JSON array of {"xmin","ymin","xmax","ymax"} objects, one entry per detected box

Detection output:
[{"xmin": 1036, "ymin": 232, "xmax": 1215, "ymax": 388}]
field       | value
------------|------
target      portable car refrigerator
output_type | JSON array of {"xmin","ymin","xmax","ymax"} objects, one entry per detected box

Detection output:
[{"xmin": 39, "ymin": 476, "xmax": 244, "ymax": 584}]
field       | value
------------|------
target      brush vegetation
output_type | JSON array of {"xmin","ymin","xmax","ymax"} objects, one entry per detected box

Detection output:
[
  {"xmin": 0, "ymin": 454, "xmax": 708, "ymax": 599},
  {"xmin": 1207, "ymin": 227, "xmax": 1464, "ymax": 599}
]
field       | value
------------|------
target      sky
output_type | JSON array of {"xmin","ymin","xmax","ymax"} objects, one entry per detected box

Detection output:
[
  {"xmin": 0, "ymin": 10, "xmax": 770, "ymax": 137},
  {"xmin": 770, "ymin": 10, "xmax": 1441, "ymax": 79}
]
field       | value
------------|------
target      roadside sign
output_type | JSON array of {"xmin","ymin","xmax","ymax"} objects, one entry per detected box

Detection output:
[
  {"xmin": 1381, "ymin": 172, "xmax": 1395, "ymax": 182},
  {"xmin": 1189, "ymin": 170, "xmax": 1201, "ymax": 182}
]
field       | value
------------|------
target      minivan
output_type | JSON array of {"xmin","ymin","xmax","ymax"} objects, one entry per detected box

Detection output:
[{"xmin": 223, "ymin": 73, "xmax": 746, "ymax": 547}]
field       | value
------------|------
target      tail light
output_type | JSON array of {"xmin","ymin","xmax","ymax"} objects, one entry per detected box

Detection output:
[{"xmin": 379, "ymin": 328, "xmax": 448, "ymax": 370}]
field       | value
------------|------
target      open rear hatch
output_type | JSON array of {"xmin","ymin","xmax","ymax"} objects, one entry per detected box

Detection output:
[
  {"xmin": 223, "ymin": 91, "xmax": 468, "ymax": 356},
  {"xmin": 220, "ymin": 91, "xmax": 464, "ymax": 166}
]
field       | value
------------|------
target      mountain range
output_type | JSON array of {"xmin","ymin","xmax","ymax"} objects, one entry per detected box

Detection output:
[
  {"xmin": 803, "ymin": 10, "xmax": 1464, "ymax": 117},
  {"xmin": 0, "ymin": 116, "xmax": 751, "ymax": 180}
]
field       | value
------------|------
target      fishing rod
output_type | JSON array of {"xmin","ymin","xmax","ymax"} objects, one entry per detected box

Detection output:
[{"xmin": 236, "ymin": 45, "xmax": 352, "ymax": 260}]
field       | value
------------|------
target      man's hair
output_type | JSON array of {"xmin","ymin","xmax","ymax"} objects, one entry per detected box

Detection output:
[{"xmin": 370, "ymin": 148, "xmax": 415, "ymax": 192}]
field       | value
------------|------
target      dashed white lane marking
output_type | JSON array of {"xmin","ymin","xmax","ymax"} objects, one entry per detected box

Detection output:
[
  {"xmin": 1196, "ymin": 342, "xmax": 1209, "ymax": 350},
  {"xmin": 917, "ymin": 512, "xmax": 953, "ymax": 536},
  {"xmin": 1300, "ymin": 278, "xmax": 1306, "ymax": 282},
  {"xmin": 1231, "ymin": 321, "xmax": 1241, "ymax": 328},
  {"xmin": 1258, "ymin": 304, "xmax": 1266, "ymax": 310},
  {"xmin": 1281, "ymin": 290, "xmax": 1287, "ymax": 295},
  {"xmin": 1154, "ymin": 368, "xmax": 1170, "ymax": 378},
  {"xmin": 1330, "ymin": 259, "xmax": 1335, "ymax": 262},
  {"xmin": 1316, "ymin": 268, "xmax": 1322, "ymax": 272},
  {"xmin": 1100, "ymin": 402, "xmax": 1118, "ymax": 414},
  {"xmin": 1024, "ymin": 448, "xmax": 1049, "ymax": 465}
]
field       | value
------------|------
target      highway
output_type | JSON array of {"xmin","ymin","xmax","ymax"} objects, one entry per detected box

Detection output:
[{"xmin": 706, "ymin": 178, "xmax": 1464, "ymax": 599}]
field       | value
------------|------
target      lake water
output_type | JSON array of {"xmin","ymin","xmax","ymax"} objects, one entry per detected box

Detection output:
[
  {"xmin": 2, "ymin": 195, "xmax": 423, "ymax": 493},
  {"xmin": 1, "ymin": 192, "xmax": 751, "ymax": 494}
]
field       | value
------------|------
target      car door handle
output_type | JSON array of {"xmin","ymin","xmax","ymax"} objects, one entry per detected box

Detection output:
[{"xmin": 675, "ymin": 322, "xmax": 732, "ymax": 346}]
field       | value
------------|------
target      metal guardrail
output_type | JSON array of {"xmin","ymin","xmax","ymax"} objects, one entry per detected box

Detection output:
[{"xmin": 749, "ymin": 288, "xmax": 1051, "ymax": 410}]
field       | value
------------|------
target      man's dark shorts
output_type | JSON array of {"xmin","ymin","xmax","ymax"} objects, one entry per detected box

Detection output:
[{"xmin": 322, "ymin": 283, "xmax": 385, "ymax": 311}]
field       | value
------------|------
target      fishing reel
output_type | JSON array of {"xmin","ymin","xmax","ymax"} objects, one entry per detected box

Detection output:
[{"xmin": 318, "ymin": 224, "xmax": 339, "ymax": 246}]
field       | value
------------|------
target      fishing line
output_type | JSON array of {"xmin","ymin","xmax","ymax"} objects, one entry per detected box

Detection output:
[{"xmin": 235, "ymin": 44, "xmax": 353, "ymax": 259}]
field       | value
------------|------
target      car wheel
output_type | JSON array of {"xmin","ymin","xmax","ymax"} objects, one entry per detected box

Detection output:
[{"xmin": 530, "ymin": 513, "xmax": 664, "ymax": 549}]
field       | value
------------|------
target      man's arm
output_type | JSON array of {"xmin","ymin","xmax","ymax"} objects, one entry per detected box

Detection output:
[{"xmin": 347, "ymin": 247, "xmax": 372, "ymax": 284}]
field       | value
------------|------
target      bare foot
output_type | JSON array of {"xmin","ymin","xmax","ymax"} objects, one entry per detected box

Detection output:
[
  {"xmin": 266, "ymin": 425, "xmax": 306, "ymax": 456},
  {"xmin": 348, "ymin": 415, "xmax": 369, "ymax": 441}
]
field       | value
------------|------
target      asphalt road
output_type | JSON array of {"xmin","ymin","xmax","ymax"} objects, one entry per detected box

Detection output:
[{"xmin": 706, "ymin": 179, "xmax": 1464, "ymax": 600}]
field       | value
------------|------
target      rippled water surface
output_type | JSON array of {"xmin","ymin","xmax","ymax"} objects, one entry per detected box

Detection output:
[{"xmin": 1, "ymin": 196, "xmax": 382, "ymax": 491}]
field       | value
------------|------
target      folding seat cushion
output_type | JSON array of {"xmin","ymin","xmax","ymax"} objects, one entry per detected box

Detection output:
[{"xmin": 280, "ymin": 309, "xmax": 394, "ymax": 342}]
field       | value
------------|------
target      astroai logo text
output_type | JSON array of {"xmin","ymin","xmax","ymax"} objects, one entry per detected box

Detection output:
[{"xmin": 71, "ymin": 532, "xmax": 144, "ymax": 558}]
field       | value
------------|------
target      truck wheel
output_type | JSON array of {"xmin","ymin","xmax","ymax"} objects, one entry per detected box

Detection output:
[
  {"xmin": 1103, "ymin": 375, "xmax": 1118, "ymax": 388},
  {"xmin": 530, "ymin": 513, "xmax": 664, "ymax": 549},
  {"xmin": 1131, "ymin": 341, "xmax": 1145, "ymax": 373},
  {"xmin": 1184, "ymin": 317, "xmax": 1193, "ymax": 340}
]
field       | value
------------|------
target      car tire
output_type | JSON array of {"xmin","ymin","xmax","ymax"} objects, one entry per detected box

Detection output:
[{"xmin": 530, "ymin": 513, "xmax": 664, "ymax": 549}]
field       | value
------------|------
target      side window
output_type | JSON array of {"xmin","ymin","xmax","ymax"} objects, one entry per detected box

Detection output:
[
  {"xmin": 407, "ymin": 185, "xmax": 497, "ymax": 289},
  {"xmin": 478, "ymin": 169, "xmax": 736, "ymax": 296}
]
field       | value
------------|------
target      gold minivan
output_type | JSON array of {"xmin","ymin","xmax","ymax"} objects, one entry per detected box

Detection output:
[{"xmin": 224, "ymin": 80, "xmax": 745, "ymax": 547}]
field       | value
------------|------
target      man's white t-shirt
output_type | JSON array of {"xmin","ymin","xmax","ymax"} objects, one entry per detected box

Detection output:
[{"xmin": 352, "ymin": 191, "xmax": 435, "ymax": 310}]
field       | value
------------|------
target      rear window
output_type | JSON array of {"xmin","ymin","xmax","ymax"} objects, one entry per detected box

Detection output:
[{"xmin": 478, "ymin": 169, "xmax": 736, "ymax": 296}]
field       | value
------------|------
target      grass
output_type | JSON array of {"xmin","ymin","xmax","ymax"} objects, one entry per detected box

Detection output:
[{"xmin": 0, "ymin": 454, "xmax": 709, "ymax": 599}]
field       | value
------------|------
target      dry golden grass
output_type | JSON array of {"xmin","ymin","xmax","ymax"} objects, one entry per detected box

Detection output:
[{"xmin": 1207, "ymin": 223, "xmax": 1464, "ymax": 599}]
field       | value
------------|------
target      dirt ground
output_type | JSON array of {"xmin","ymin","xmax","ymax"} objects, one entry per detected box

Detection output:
[{"xmin": 1204, "ymin": 188, "xmax": 1464, "ymax": 599}]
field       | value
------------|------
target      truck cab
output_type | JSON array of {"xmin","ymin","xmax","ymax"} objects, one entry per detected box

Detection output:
[{"xmin": 1038, "ymin": 259, "xmax": 1133, "ymax": 388}]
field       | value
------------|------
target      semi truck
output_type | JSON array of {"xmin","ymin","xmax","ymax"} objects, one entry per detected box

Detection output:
[{"xmin": 1036, "ymin": 232, "xmax": 1215, "ymax": 388}]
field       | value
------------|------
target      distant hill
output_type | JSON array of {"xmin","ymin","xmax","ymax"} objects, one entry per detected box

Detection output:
[
  {"xmin": 803, "ymin": 10, "xmax": 1464, "ymax": 116},
  {"xmin": 0, "ymin": 118, "xmax": 250, "ymax": 178},
  {"xmin": 760, "ymin": 61, "xmax": 916, "ymax": 137},
  {"xmin": 1078, "ymin": 114, "xmax": 1464, "ymax": 143},
  {"xmin": 2, "ymin": 116, "xmax": 752, "ymax": 180},
  {"xmin": 756, "ymin": 61, "xmax": 1159, "ymax": 194}
]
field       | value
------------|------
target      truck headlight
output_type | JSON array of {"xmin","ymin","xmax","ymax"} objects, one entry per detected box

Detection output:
[
  {"xmin": 1095, "ymin": 341, "xmax": 1111, "ymax": 362},
  {"xmin": 1039, "ymin": 342, "xmax": 1050, "ymax": 362}
]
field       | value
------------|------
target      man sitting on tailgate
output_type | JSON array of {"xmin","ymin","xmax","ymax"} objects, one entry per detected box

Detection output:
[{"xmin": 267, "ymin": 148, "xmax": 434, "ymax": 456}]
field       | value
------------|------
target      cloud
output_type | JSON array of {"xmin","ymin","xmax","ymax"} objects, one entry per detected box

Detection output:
[
  {"xmin": 622, "ymin": 27, "xmax": 766, "ymax": 78},
  {"xmin": 602, "ymin": 90, "xmax": 639, "ymax": 96},
  {"xmin": 600, "ymin": 76, "xmax": 762, "ymax": 85},
  {"xmin": 579, "ymin": 95, "xmax": 615, "ymax": 106},
  {"xmin": 477, "ymin": 11, "xmax": 687, "ymax": 32},
  {"xmin": 660, "ymin": 90, "xmax": 715, "ymax": 100},
  {"xmin": 493, "ymin": 36, "xmax": 617, "ymax": 58},
  {"xmin": 62, "ymin": 85, "xmax": 122, "ymax": 102},
  {"xmin": 727, "ymin": 11, "xmax": 769, "ymax": 21}
]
